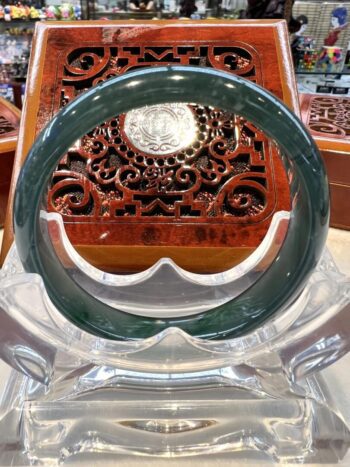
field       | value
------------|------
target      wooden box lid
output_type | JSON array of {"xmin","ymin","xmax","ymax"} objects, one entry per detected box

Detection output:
[
  {"xmin": 299, "ymin": 92, "xmax": 350, "ymax": 230},
  {"xmin": 299, "ymin": 93, "xmax": 350, "ymax": 155}
]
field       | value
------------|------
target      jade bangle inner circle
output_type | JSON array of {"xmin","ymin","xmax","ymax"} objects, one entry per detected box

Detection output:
[{"xmin": 13, "ymin": 66, "xmax": 329, "ymax": 341}]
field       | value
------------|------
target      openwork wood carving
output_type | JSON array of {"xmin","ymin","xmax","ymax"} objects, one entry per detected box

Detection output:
[
  {"xmin": 307, "ymin": 96, "xmax": 350, "ymax": 139},
  {"xmin": 0, "ymin": 116, "xmax": 16, "ymax": 136},
  {"xmin": 51, "ymin": 104, "xmax": 271, "ymax": 223},
  {"xmin": 0, "ymin": 97, "xmax": 20, "ymax": 138},
  {"xmin": 61, "ymin": 44, "xmax": 260, "ymax": 92},
  {"xmin": 48, "ymin": 43, "xmax": 284, "ymax": 238}
]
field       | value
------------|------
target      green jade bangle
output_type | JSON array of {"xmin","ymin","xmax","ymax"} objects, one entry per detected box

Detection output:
[{"xmin": 14, "ymin": 66, "xmax": 329, "ymax": 341}]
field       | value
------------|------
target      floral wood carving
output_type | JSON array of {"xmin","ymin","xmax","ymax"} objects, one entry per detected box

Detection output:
[{"xmin": 307, "ymin": 96, "xmax": 350, "ymax": 139}]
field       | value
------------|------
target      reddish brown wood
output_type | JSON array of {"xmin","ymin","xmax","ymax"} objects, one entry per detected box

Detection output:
[
  {"xmin": 2, "ymin": 21, "xmax": 298, "ymax": 271},
  {"xmin": 300, "ymin": 93, "xmax": 350, "ymax": 230},
  {"xmin": 0, "ymin": 97, "xmax": 20, "ymax": 228},
  {"xmin": 50, "ymin": 109, "xmax": 287, "ymax": 250},
  {"xmin": 0, "ymin": 97, "xmax": 19, "ymax": 138},
  {"xmin": 300, "ymin": 95, "xmax": 350, "ymax": 140}
]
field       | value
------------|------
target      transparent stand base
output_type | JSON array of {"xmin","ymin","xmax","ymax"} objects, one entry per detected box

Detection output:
[
  {"xmin": 0, "ymin": 240, "xmax": 350, "ymax": 464},
  {"xmin": 0, "ymin": 367, "xmax": 350, "ymax": 465}
]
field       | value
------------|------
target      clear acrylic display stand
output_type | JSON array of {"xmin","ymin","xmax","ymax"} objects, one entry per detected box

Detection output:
[
  {"xmin": 0, "ymin": 211, "xmax": 349, "ymax": 465},
  {"xmin": 1, "ymin": 66, "xmax": 350, "ymax": 465}
]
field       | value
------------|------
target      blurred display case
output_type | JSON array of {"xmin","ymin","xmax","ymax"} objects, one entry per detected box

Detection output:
[
  {"xmin": 3, "ymin": 1, "xmax": 350, "ymax": 105},
  {"xmin": 291, "ymin": 2, "xmax": 350, "ymax": 96},
  {"xmin": 296, "ymin": 72, "xmax": 350, "ymax": 96},
  {"xmin": 0, "ymin": 21, "xmax": 34, "ymax": 107},
  {"xmin": 293, "ymin": 1, "xmax": 350, "ymax": 50},
  {"xmin": 84, "ymin": 0, "xmax": 247, "ymax": 20},
  {"xmin": 0, "ymin": 1, "xmax": 83, "ymax": 107}
]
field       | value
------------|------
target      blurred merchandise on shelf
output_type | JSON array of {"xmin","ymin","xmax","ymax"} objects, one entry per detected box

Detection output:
[
  {"xmin": 0, "ymin": 18, "xmax": 31, "ymax": 103},
  {"xmin": 0, "ymin": 0, "xmax": 83, "ymax": 106},
  {"xmin": 0, "ymin": 1, "xmax": 350, "ymax": 106},
  {"xmin": 297, "ymin": 47, "xmax": 318, "ymax": 71},
  {"xmin": 45, "ymin": 2, "xmax": 81, "ymax": 19},
  {"xmin": 293, "ymin": 4, "xmax": 350, "ymax": 96},
  {"xmin": 88, "ymin": 0, "xmax": 247, "ymax": 19},
  {"xmin": 0, "ymin": 34, "xmax": 30, "ymax": 80},
  {"xmin": 293, "ymin": 1, "xmax": 350, "ymax": 73},
  {"xmin": 293, "ymin": 1, "xmax": 350, "ymax": 50},
  {"xmin": 292, "ymin": 34, "xmax": 318, "ymax": 71},
  {"xmin": 315, "ymin": 5, "xmax": 347, "ymax": 73},
  {"xmin": 0, "ymin": 83, "xmax": 13, "ymax": 102},
  {"xmin": 0, "ymin": 3, "xmax": 43, "ymax": 21},
  {"xmin": 317, "ymin": 45, "xmax": 344, "ymax": 73},
  {"xmin": 0, "ymin": 1, "xmax": 81, "ymax": 21},
  {"xmin": 323, "ymin": 5, "xmax": 347, "ymax": 47}
]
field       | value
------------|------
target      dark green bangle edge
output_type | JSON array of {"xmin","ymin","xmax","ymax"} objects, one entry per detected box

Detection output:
[{"xmin": 13, "ymin": 66, "xmax": 329, "ymax": 341}]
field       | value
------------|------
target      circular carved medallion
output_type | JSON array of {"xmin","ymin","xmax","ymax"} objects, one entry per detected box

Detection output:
[{"xmin": 124, "ymin": 103, "xmax": 197, "ymax": 155}]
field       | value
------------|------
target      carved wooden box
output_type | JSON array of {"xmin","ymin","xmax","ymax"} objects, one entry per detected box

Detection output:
[
  {"xmin": 1, "ymin": 20, "xmax": 298, "ymax": 272},
  {"xmin": 0, "ymin": 97, "xmax": 20, "ymax": 228},
  {"xmin": 300, "ymin": 93, "xmax": 350, "ymax": 230}
]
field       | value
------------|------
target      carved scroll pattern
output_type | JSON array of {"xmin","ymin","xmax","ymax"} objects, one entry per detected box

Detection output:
[
  {"xmin": 0, "ymin": 115, "xmax": 16, "ymax": 136},
  {"xmin": 61, "ymin": 45, "xmax": 261, "ymax": 88},
  {"xmin": 50, "ymin": 44, "xmax": 276, "ymax": 223},
  {"xmin": 308, "ymin": 96, "xmax": 350, "ymax": 139}
]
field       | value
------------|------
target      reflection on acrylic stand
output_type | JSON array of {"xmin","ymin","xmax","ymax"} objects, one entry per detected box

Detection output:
[{"xmin": 0, "ymin": 209, "xmax": 349, "ymax": 464}]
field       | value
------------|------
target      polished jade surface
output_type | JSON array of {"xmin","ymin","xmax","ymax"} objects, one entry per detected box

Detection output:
[{"xmin": 13, "ymin": 66, "xmax": 329, "ymax": 340}]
